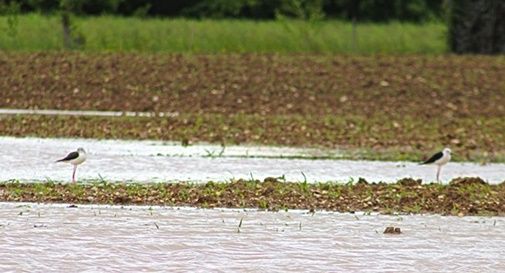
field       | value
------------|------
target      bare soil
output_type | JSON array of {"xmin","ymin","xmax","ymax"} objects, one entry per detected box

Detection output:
[
  {"xmin": 1, "ymin": 53, "xmax": 504, "ymax": 160},
  {"xmin": 2, "ymin": 53, "xmax": 504, "ymax": 118}
]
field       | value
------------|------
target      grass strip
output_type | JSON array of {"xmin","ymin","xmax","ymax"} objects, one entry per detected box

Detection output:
[
  {"xmin": 0, "ymin": 15, "xmax": 446, "ymax": 54},
  {"xmin": 1, "ymin": 177, "xmax": 503, "ymax": 216}
]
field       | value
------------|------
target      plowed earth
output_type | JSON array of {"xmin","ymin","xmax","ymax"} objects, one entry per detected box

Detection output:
[{"xmin": 1, "ymin": 53, "xmax": 504, "ymax": 160}]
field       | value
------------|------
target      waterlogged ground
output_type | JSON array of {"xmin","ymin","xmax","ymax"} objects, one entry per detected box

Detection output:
[
  {"xmin": 1, "ymin": 136, "xmax": 504, "ymax": 183},
  {"xmin": 2, "ymin": 54, "xmax": 505, "ymax": 161},
  {"xmin": 0, "ymin": 203, "xmax": 503, "ymax": 272},
  {"xmin": 2, "ymin": 53, "xmax": 505, "ymax": 271}
]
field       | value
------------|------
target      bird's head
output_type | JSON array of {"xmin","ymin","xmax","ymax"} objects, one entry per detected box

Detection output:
[
  {"xmin": 77, "ymin": 147, "xmax": 86, "ymax": 153},
  {"xmin": 443, "ymin": 147, "xmax": 452, "ymax": 155}
]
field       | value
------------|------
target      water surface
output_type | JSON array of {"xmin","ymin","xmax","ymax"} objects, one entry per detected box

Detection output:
[
  {"xmin": 1, "ymin": 136, "xmax": 503, "ymax": 183},
  {"xmin": 0, "ymin": 203, "xmax": 503, "ymax": 272}
]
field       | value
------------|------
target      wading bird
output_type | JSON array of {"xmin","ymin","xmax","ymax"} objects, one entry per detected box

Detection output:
[
  {"xmin": 56, "ymin": 148, "xmax": 87, "ymax": 183},
  {"xmin": 421, "ymin": 148, "xmax": 451, "ymax": 182}
]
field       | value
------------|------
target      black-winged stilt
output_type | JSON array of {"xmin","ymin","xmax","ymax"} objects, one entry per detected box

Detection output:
[
  {"xmin": 56, "ymin": 148, "xmax": 87, "ymax": 183},
  {"xmin": 421, "ymin": 147, "xmax": 451, "ymax": 182}
]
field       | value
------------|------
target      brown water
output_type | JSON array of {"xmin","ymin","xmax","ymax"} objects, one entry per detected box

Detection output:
[
  {"xmin": 0, "ymin": 202, "xmax": 503, "ymax": 272},
  {"xmin": 2, "ymin": 137, "xmax": 504, "ymax": 184}
]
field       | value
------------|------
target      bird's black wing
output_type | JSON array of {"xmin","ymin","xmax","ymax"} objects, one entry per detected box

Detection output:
[
  {"xmin": 421, "ymin": 151, "xmax": 443, "ymax": 164},
  {"xmin": 56, "ymin": 151, "xmax": 79, "ymax": 162}
]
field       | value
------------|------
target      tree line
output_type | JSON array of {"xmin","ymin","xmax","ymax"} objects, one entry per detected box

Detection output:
[
  {"xmin": 1, "ymin": 0, "xmax": 503, "ymax": 54},
  {"xmin": 1, "ymin": 0, "xmax": 445, "ymax": 22}
]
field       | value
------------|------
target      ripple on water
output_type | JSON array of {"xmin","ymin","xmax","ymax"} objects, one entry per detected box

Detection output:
[{"xmin": 0, "ymin": 203, "xmax": 503, "ymax": 272}]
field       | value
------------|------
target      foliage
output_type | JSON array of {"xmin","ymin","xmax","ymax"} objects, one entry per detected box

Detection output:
[
  {"xmin": 0, "ymin": 0, "xmax": 446, "ymax": 22},
  {"xmin": 448, "ymin": 0, "xmax": 505, "ymax": 54},
  {"xmin": 0, "ymin": 0, "xmax": 20, "ymax": 37}
]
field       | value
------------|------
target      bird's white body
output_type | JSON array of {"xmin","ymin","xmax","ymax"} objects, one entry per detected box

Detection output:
[
  {"xmin": 422, "ymin": 148, "xmax": 452, "ymax": 182},
  {"xmin": 57, "ymin": 148, "xmax": 87, "ymax": 183},
  {"xmin": 69, "ymin": 151, "xmax": 87, "ymax": 165},
  {"xmin": 433, "ymin": 149, "xmax": 451, "ymax": 166}
]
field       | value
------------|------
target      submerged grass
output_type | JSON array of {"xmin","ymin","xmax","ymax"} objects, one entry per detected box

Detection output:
[
  {"xmin": 0, "ymin": 14, "xmax": 446, "ymax": 54},
  {"xmin": 1, "ymin": 177, "xmax": 504, "ymax": 216}
]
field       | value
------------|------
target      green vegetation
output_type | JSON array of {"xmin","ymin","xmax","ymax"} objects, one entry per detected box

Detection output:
[
  {"xmin": 0, "ymin": 14, "xmax": 447, "ymax": 53},
  {"xmin": 0, "ymin": 177, "xmax": 503, "ymax": 216}
]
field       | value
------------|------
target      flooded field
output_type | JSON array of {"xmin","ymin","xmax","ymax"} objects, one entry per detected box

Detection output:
[
  {"xmin": 1, "ymin": 136, "xmax": 504, "ymax": 183},
  {"xmin": 0, "ymin": 202, "xmax": 503, "ymax": 272}
]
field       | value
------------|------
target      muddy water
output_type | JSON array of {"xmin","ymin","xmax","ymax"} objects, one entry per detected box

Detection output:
[
  {"xmin": 0, "ymin": 202, "xmax": 503, "ymax": 272},
  {"xmin": 1, "ymin": 136, "xmax": 504, "ymax": 183},
  {"xmin": 0, "ymin": 108, "xmax": 178, "ymax": 117}
]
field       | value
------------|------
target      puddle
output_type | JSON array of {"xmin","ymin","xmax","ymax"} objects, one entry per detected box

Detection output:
[
  {"xmin": 0, "ymin": 202, "xmax": 503, "ymax": 272},
  {"xmin": 0, "ymin": 108, "xmax": 178, "ymax": 118},
  {"xmin": 0, "ymin": 136, "xmax": 504, "ymax": 183}
]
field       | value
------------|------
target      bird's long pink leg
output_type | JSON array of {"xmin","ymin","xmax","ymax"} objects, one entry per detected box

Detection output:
[
  {"xmin": 72, "ymin": 165, "xmax": 77, "ymax": 183},
  {"xmin": 436, "ymin": 165, "xmax": 441, "ymax": 183}
]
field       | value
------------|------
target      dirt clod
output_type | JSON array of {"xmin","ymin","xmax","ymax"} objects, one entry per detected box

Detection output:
[
  {"xmin": 384, "ymin": 227, "xmax": 402, "ymax": 234},
  {"xmin": 449, "ymin": 177, "xmax": 487, "ymax": 187},
  {"xmin": 398, "ymin": 178, "xmax": 423, "ymax": 186}
]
